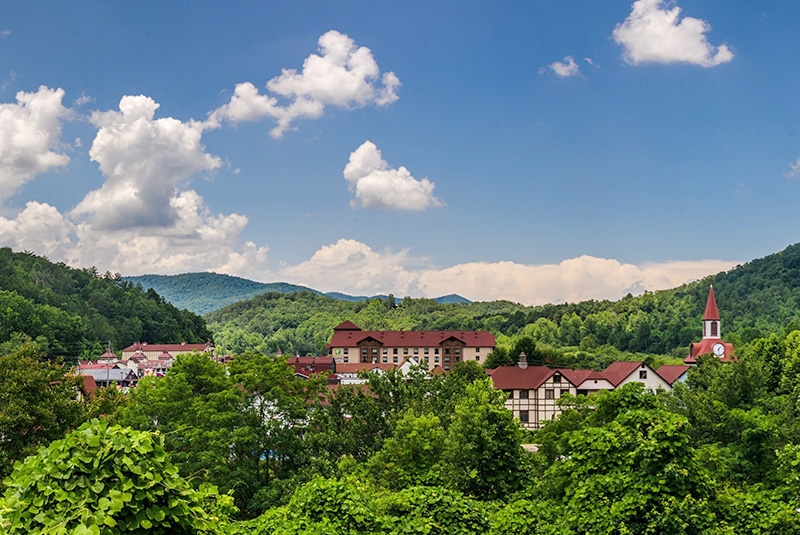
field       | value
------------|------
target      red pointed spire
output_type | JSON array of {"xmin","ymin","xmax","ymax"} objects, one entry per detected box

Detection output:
[{"xmin": 703, "ymin": 285, "xmax": 720, "ymax": 321}]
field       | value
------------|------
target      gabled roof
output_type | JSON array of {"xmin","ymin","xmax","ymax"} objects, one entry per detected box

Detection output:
[
  {"xmin": 600, "ymin": 361, "xmax": 644, "ymax": 387},
  {"xmin": 656, "ymin": 364, "xmax": 691, "ymax": 385},
  {"xmin": 559, "ymin": 368, "xmax": 596, "ymax": 385},
  {"xmin": 704, "ymin": 286, "xmax": 720, "ymax": 321},
  {"xmin": 122, "ymin": 342, "xmax": 213, "ymax": 352},
  {"xmin": 489, "ymin": 365, "xmax": 558, "ymax": 390},
  {"xmin": 333, "ymin": 320, "xmax": 362, "ymax": 331},
  {"xmin": 327, "ymin": 329, "xmax": 496, "ymax": 349}
]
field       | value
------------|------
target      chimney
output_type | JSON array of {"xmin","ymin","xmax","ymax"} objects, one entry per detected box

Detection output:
[{"xmin": 518, "ymin": 351, "xmax": 528, "ymax": 370}]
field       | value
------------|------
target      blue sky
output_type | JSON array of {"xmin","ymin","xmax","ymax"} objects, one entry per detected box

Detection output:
[{"xmin": 0, "ymin": 1, "xmax": 798, "ymax": 305}]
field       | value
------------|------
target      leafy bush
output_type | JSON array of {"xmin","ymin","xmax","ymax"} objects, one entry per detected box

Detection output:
[{"xmin": 0, "ymin": 419, "xmax": 215, "ymax": 534}]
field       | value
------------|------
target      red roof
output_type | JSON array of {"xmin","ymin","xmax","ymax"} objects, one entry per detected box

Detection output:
[
  {"xmin": 122, "ymin": 342, "xmax": 213, "ymax": 352},
  {"xmin": 489, "ymin": 366, "xmax": 559, "ymax": 390},
  {"xmin": 600, "ymin": 361, "xmax": 644, "ymax": 387},
  {"xmin": 82, "ymin": 375, "xmax": 98, "ymax": 394},
  {"xmin": 703, "ymin": 286, "xmax": 720, "ymax": 321},
  {"xmin": 656, "ymin": 364, "xmax": 691, "ymax": 385},
  {"xmin": 333, "ymin": 320, "xmax": 362, "ymax": 331},
  {"xmin": 327, "ymin": 328, "xmax": 495, "ymax": 349},
  {"xmin": 559, "ymin": 368, "xmax": 596, "ymax": 385},
  {"xmin": 685, "ymin": 339, "xmax": 736, "ymax": 363}
]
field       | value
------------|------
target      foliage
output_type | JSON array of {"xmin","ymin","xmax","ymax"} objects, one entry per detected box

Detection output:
[
  {"xmin": 0, "ymin": 248, "xmax": 210, "ymax": 360},
  {"xmin": 0, "ymin": 344, "xmax": 86, "ymax": 479},
  {"xmin": 0, "ymin": 419, "xmax": 215, "ymax": 534},
  {"xmin": 378, "ymin": 485, "xmax": 489, "ymax": 535}
]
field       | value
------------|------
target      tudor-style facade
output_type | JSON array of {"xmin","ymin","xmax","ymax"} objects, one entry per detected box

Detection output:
[{"xmin": 325, "ymin": 321, "xmax": 496, "ymax": 372}]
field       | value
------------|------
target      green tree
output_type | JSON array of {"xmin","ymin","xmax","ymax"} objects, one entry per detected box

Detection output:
[
  {"xmin": 0, "ymin": 419, "xmax": 221, "ymax": 534},
  {"xmin": 0, "ymin": 344, "xmax": 86, "ymax": 479}
]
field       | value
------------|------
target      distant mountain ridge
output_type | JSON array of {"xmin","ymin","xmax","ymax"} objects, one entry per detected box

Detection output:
[{"xmin": 124, "ymin": 272, "xmax": 470, "ymax": 315}]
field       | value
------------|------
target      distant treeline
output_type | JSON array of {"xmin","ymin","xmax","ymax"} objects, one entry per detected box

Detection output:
[
  {"xmin": 0, "ymin": 248, "xmax": 210, "ymax": 359},
  {"xmin": 207, "ymin": 243, "xmax": 800, "ymax": 361}
]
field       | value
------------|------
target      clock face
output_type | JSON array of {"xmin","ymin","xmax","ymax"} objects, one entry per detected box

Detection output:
[{"xmin": 713, "ymin": 343, "xmax": 725, "ymax": 357}]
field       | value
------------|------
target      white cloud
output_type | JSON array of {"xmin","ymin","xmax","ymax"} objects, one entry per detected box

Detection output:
[
  {"xmin": 71, "ymin": 95, "xmax": 222, "ymax": 230},
  {"xmin": 1, "ymin": 30, "xmax": 10, "ymax": 38},
  {"xmin": 75, "ymin": 92, "xmax": 93, "ymax": 106},
  {"xmin": 0, "ymin": 86, "xmax": 70, "ymax": 202},
  {"xmin": 276, "ymin": 239, "xmax": 738, "ymax": 305},
  {"xmin": 613, "ymin": 0, "xmax": 733, "ymax": 67},
  {"xmin": 0, "ymin": 201, "xmax": 75, "ymax": 260},
  {"xmin": 209, "ymin": 30, "xmax": 400, "ymax": 137},
  {"xmin": 278, "ymin": 238, "xmax": 420, "ymax": 296},
  {"xmin": 787, "ymin": 158, "xmax": 800, "ymax": 178},
  {"xmin": 343, "ymin": 141, "xmax": 442, "ymax": 210},
  {"xmin": 548, "ymin": 56, "xmax": 581, "ymax": 77}
]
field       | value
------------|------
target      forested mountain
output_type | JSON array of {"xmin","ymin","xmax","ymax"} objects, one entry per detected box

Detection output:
[
  {"xmin": 0, "ymin": 248, "xmax": 210, "ymax": 360},
  {"xmin": 206, "ymin": 243, "xmax": 800, "ymax": 360},
  {"xmin": 126, "ymin": 272, "xmax": 470, "ymax": 314}
]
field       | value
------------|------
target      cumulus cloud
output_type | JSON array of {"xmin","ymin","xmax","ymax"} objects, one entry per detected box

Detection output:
[
  {"xmin": 278, "ymin": 238, "xmax": 421, "ymax": 296},
  {"xmin": 0, "ymin": 86, "xmax": 70, "ymax": 202},
  {"xmin": 613, "ymin": 0, "xmax": 733, "ymax": 67},
  {"xmin": 209, "ymin": 30, "xmax": 400, "ymax": 137},
  {"xmin": 71, "ymin": 95, "xmax": 221, "ymax": 230},
  {"xmin": 276, "ymin": 239, "xmax": 738, "ymax": 305},
  {"xmin": 548, "ymin": 56, "xmax": 581, "ymax": 77},
  {"xmin": 343, "ymin": 141, "xmax": 442, "ymax": 210}
]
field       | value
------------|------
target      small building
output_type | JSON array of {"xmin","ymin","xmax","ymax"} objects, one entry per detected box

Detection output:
[
  {"xmin": 121, "ymin": 342, "xmax": 214, "ymax": 361},
  {"xmin": 325, "ymin": 321, "xmax": 496, "ymax": 371},
  {"xmin": 287, "ymin": 356, "xmax": 335, "ymax": 376},
  {"xmin": 656, "ymin": 364, "xmax": 691, "ymax": 386}
]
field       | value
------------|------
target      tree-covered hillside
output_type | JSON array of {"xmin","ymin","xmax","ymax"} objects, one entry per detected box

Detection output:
[
  {"xmin": 0, "ymin": 248, "xmax": 210, "ymax": 359},
  {"xmin": 126, "ymin": 272, "xmax": 469, "ymax": 315},
  {"xmin": 206, "ymin": 243, "xmax": 800, "ymax": 360}
]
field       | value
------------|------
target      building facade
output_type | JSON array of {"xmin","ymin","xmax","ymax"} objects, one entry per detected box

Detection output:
[{"xmin": 325, "ymin": 321, "xmax": 496, "ymax": 372}]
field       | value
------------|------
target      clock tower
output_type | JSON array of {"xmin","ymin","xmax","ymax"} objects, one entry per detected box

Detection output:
[{"xmin": 685, "ymin": 285, "xmax": 736, "ymax": 364}]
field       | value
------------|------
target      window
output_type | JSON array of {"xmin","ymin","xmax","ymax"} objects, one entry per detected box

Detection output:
[
  {"xmin": 545, "ymin": 389, "xmax": 554, "ymax": 399},
  {"xmin": 553, "ymin": 374, "xmax": 561, "ymax": 384},
  {"xmin": 476, "ymin": 356, "xmax": 480, "ymax": 361},
  {"xmin": 639, "ymin": 370, "xmax": 647, "ymax": 379},
  {"xmin": 435, "ymin": 357, "xmax": 440, "ymax": 363},
  {"xmin": 382, "ymin": 348, "xmax": 388, "ymax": 354},
  {"xmin": 455, "ymin": 357, "xmax": 460, "ymax": 362},
  {"xmin": 343, "ymin": 357, "xmax": 349, "ymax": 363},
  {"xmin": 424, "ymin": 348, "xmax": 429, "ymax": 354},
  {"xmin": 506, "ymin": 390, "xmax": 514, "ymax": 399},
  {"xmin": 393, "ymin": 357, "xmax": 398, "ymax": 363},
  {"xmin": 560, "ymin": 389, "xmax": 569, "ymax": 398},
  {"xmin": 414, "ymin": 348, "xmax": 419, "ymax": 354},
  {"xmin": 362, "ymin": 348, "xmax": 367, "ymax": 355},
  {"xmin": 445, "ymin": 348, "xmax": 450, "ymax": 355},
  {"xmin": 519, "ymin": 389, "xmax": 529, "ymax": 399},
  {"xmin": 711, "ymin": 321, "xmax": 718, "ymax": 337},
  {"xmin": 382, "ymin": 356, "xmax": 387, "ymax": 363},
  {"xmin": 455, "ymin": 348, "xmax": 460, "ymax": 354},
  {"xmin": 444, "ymin": 357, "xmax": 450, "ymax": 363},
  {"xmin": 404, "ymin": 348, "xmax": 409, "ymax": 355},
  {"xmin": 343, "ymin": 348, "xmax": 349, "ymax": 355},
  {"xmin": 393, "ymin": 348, "xmax": 398, "ymax": 355},
  {"xmin": 519, "ymin": 410, "xmax": 529, "ymax": 423},
  {"xmin": 476, "ymin": 347, "xmax": 480, "ymax": 352},
  {"xmin": 372, "ymin": 348, "xmax": 377, "ymax": 354},
  {"xmin": 444, "ymin": 365, "xmax": 450, "ymax": 370}
]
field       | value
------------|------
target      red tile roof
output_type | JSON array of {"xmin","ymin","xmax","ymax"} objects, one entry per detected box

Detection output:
[
  {"xmin": 327, "ymin": 328, "xmax": 495, "ymax": 349},
  {"xmin": 685, "ymin": 339, "xmax": 736, "ymax": 363},
  {"xmin": 600, "ymin": 361, "xmax": 643, "ymax": 387},
  {"xmin": 122, "ymin": 342, "xmax": 213, "ymax": 352},
  {"xmin": 333, "ymin": 320, "xmax": 362, "ymax": 331},
  {"xmin": 488, "ymin": 365, "xmax": 558, "ymax": 390},
  {"xmin": 656, "ymin": 364, "xmax": 691, "ymax": 385},
  {"xmin": 703, "ymin": 286, "xmax": 720, "ymax": 321}
]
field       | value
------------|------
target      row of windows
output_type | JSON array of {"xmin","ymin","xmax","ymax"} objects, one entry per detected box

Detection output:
[
  {"xmin": 507, "ymin": 389, "xmax": 571, "ymax": 399},
  {"xmin": 339, "ymin": 347, "xmax": 484, "ymax": 355}
]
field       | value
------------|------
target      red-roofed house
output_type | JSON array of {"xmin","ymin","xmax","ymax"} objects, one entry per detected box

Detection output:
[
  {"xmin": 288, "ymin": 356, "xmax": 335, "ymax": 377},
  {"xmin": 326, "ymin": 321, "xmax": 496, "ymax": 371},
  {"xmin": 656, "ymin": 364, "xmax": 691, "ymax": 386},
  {"xmin": 121, "ymin": 342, "xmax": 214, "ymax": 361},
  {"xmin": 488, "ymin": 353, "xmax": 579, "ymax": 429},
  {"xmin": 685, "ymin": 286, "xmax": 736, "ymax": 364}
]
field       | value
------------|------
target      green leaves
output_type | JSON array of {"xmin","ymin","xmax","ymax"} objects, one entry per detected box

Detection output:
[{"xmin": 0, "ymin": 419, "xmax": 216, "ymax": 534}]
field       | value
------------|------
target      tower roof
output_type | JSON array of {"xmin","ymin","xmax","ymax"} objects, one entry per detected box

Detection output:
[{"xmin": 703, "ymin": 285, "xmax": 720, "ymax": 321}]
